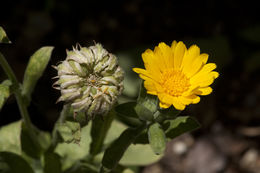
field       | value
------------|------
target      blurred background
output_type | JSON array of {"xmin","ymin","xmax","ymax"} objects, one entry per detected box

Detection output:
[{"xmin": 0, "ymin": 0, "xmax": 260, "ymax": 172}]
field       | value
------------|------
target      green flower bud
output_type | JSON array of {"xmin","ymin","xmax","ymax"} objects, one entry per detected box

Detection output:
[{"xmin": 53, "ymin": 43, "xmax": 124, "ymax": 119}]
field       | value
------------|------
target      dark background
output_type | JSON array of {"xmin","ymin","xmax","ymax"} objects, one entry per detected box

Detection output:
[{"xmin": 0, "ymin": 1, "xmax": 260, "ymax": 172}]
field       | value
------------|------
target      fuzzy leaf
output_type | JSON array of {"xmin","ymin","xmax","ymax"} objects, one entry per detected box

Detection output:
[
  {"xmin": 120, "ymin": 144, "xmax": 162, "ymax": 165},
  {"xmin": 0, "ymin": 27, "xmax": 11, "ymax": 43},
  {"xmin": 0, "ymin": 80, "xmax": 12, "ymax": 110},
  {"xmin": 163, "ymin": 116, "xmax": 200, "ymax": 139},
  {"xmin": 21, "ymin": 122, "xmax": 51, "ymax": 159},
  {"xmin": 56, "ymin": 121, "xmax": 81, "ymax": 144},
  {"xmin": 0, "ymin": 121, "xmax": 22, "ymax": 154},
  {"xmin": 148, "ymin": 122, "xmax": 166, "ymax": 155},
  {"xmin": 0, "ymin": 152, "xmax": 34, "ymax": 173},
  {"xmin": 22, "ymin": 46, "xmax": 54, "ymax": 105}
]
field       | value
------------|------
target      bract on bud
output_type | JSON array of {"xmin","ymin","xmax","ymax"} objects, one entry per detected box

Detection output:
[{"xmin": 53, "ymin": 43, "xmax": 124, "ymax": 119}]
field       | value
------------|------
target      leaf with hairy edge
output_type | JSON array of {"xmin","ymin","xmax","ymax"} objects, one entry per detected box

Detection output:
[
  {"xmin": 0, "ymin": 26, "xmax": 11, "ymax": 43},
  {"xmin": 0, "ymin": 80, "xmax": 12, "ymax": 110},
  {"xmin": 163, "ymin": 116, "xmax": 200, "ymax": 139},
  {"xmin": 0, "ymin": 121, "xmax": 21, "ymax": 154},
  {"xmin": 148, "ymin": 122, "xmax": 166, "ymax": 155},
  {"xmin": 22, "ymin": 47, "xmax": 54, "ymax": 105}
]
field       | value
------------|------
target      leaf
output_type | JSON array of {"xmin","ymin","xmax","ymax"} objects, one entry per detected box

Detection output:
[
  {"xmin": 22, "ymin": 46, "xmax": 54, "ymax": 105},
  {"xmin": 21, "ymin": 122, "xmax": 51, "ymax": 159},
  {"xmin": 90, "ymin": 111, "xmax": 114, "ymax": 156},
  {"xmin": 0, "ymin": 26, "xmax": 11, "ymax": 43},
  {"xmin": 63, "ymin": 161, "xmax": 98, "ymax": 173},
  {"xmin": 55, "ymin": 123, "xmax": 92, "ymax": 171},
  {"xmin": 163, "ymin": 116, "xmax": 200, "ymax": 139},
  {"xmin": 0, "ymin": 121, "xmax": 22, "ymax": 155},
  {"xmin": 115, "ymin": 102, "xmax": 143, "ymax": 127},
  {"xmin": 101, "ymin": 125, "xmax": 145, "ymax": 171},
  {"xmin": 0, "ymin": 152, "xmax": 34, "ymax": 173},
  {"xmin": 56, "ymin": 120, "xmax": 81, "ymax": 144},
  {"xmin": 44, "ymin": 152, "xmax": 62, "ymax": 173},
  {"xmin": 148, "ymin": 122, "xmax": 166, "ymax": 155},
  {"xmin": 119, "ymin": 144, "xmax": 162, "ymax": 166},
  {"xmin": 0, "ymin": 80, "xmax": 12, "ymax": 110}
]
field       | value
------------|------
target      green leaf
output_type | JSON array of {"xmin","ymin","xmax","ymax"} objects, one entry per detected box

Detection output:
[
  {"xmin": 0, "ymin": 27, "xmax": 11, "ymax": 43},
  {"xmin": 22, "ymin": 46, "xmax": 54, "ymax": 105},
  {"xmin": 21, "ymin": 122, "xmax": 51, "ymax": 159},
  {"xmin": 0, "ymin": 121, "xmax": 22, "ymax": 155},
  {"xmin": 101, "ymin": 125, "xmax": 145, "ymax": 171},
  {"xmin": 148, "ymin": 122, "xmax": 166, "ymax": 155},
  {"xmin": 44, "ymin": 152, "xmax": 62, "ymax": 173},
  {"xmin": 115, "ymin": 102, "xmax": 143, "ymax": 127},
  {"xmin": 63, "ymin": 161, "xmax": 98, "ymax": 173},
  {"xmin": 56, "ymin": 120, "xmax": 81, "ymax": 144},
  {"xmin": 119, "ymin": 144, "xmax": 162, "ymax": 166},
  {"xmin": 0, "ymin": 80, "xmax": 12, "ymax": 110},
  {"xmin": 90, "ymin": 111, "xmax": 114, "ymax": 156},
  {"xmin": 163, "ymin": 116, "xmax": 200, "ymax": 139},
  {"xmin": 0, "ymin": 152, "xmax": 34, "ymax": 173},
  {"xmin": 55, "ymin": 123, "xmax": 92, "ymax": 171}
]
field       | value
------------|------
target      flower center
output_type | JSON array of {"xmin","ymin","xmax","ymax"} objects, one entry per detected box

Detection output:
[{"xmin": 161, "ymin": 69, "xmax": 190, "ymax": 96}]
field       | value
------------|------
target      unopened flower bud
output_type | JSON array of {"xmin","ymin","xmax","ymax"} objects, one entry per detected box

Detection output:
[{"xmin": 53, "ymin": 43, "xmax": 124, "ymax": 119}]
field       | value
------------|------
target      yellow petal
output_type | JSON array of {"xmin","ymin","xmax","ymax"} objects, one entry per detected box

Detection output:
[
  {"xmin": 174, "ymin": 41, "xmax": 186, "ymax": 69},
  {"xmin": 181, "ymin": 45, "xmax": 200, "ymax": 71},
  {"xmin": 200, "ymin": 53, "xmax": 209, "ymax": 64},
  {"xmin": 184, "ymin": 56, "xmax": 204, "ymax": 78},
  {"xmin": 171, "ymin": 40, "xmax": 177, "ymax": 54},
  {"xmin": 141, "ymin": 51, "xmax": 162, "ymax": 80},
  {"xmin": 158, "ymin": 42, "xmax": 174, "ymax": 68},
  {"xmin": 159, "ymin": 102, "xmax": 171, "ymax": 109},
  {"xmin": 195, "ymin": 87, "xmax": 212, "ymax": 95},
  {"xmin": 144, "ymin": 80, "xmax": 157, "ymax": 94},
  {"xmin": 159, "ymin": 94, "xmax": 185, "ymax": 110},
  {"xmin": 190, "ymin": 71, "xmax": 218, "ymax": 87}
]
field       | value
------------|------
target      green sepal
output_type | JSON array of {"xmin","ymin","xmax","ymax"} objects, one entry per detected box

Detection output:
[
  {"xmin": 134, "ymin": 82, "xmax": 158, "ymax": 121},
  {"xmin": 0, "ymin": 26, "xmax": 11, "ymax": 43},
  {"xmin": 148, "ymin": 122, "xmax": 166, "ymax": 155},
  {"xmin": 22, "ymin": 46, "xmax": 54, "ymax": 105},
  {"xmin": 163, "ymin": 116, "xmax": 200, "ymax": 139}
]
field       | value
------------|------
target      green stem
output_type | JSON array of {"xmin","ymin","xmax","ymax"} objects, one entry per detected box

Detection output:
[
  {"xmin": 0, "ymin": 52, "xmax": 37, "ymax": 142},
  {"xmin": 50, "ymin": 104, "xmax": 70, "ymax": 150},
  {"xmin": 90, "ymin": 110, "xmax": 115, "ymax": 160}
]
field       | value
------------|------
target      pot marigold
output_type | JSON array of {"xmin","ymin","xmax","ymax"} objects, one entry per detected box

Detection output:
[{"xmin": 133, "ymin": 41, "xmax": 219, "ymax": 110}]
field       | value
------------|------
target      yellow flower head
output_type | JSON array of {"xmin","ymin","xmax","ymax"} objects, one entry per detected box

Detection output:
[{"xmin": 133, "ymin": 41, "xmax": 219, "ymax": 110}]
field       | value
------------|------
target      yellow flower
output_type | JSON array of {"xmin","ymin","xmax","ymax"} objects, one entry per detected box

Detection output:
[{"xmin": 133, "ymin": 41, "xmax": 219, "ymax": 110}]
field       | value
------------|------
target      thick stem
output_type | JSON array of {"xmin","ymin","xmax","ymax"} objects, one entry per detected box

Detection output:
[
  {"xmin": 0, "ymin": 52, "xmax": 37, "ymax": 142},
  {"xmin": 90, "ymin": 110, "xmax": 115, "ymax": 159},
  {"xmin": 50, "ymin": 104, "xmax": 70, "ymax": 150}
]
